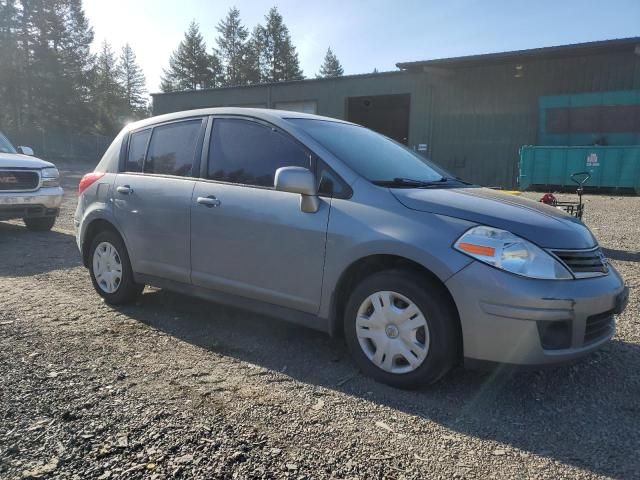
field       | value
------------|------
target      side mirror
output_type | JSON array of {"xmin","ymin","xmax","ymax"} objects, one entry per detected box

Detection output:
[
  {"xmin": 274, "ymin": 166, "xmax": 319, "ymax": 213},
  {"xmin": 17, "ymin": 146, "xmax": 34, "ymax": 156}
]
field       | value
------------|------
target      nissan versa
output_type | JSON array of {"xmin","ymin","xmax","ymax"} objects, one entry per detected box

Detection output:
[{"xmin": 74, "ymin": 108, "xmax": 628, "ymax": 388}]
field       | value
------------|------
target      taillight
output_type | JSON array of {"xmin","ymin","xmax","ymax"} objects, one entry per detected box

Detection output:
[{"xmin": 78, "ymin": 172, "xmax": 106, "ymax": 194}]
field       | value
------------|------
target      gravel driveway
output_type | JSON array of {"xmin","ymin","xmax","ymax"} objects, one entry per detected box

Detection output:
[{"xmin": 1, "ymin": 164, "xmax": 638, "ymax": 479}]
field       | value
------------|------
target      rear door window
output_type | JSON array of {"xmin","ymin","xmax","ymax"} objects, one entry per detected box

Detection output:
[
  {"xmin": 125, "ymin": 129, "xmax": 151, "ymax": 172},
  {"xmin": 144, "ymin": 120, "xmax": 202, "ymax": 177},
  {"xmin": 208, "ymin": 118, "xmax": 310, "ymax": 187}
]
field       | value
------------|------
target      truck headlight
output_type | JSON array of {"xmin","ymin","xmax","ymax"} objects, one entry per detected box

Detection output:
[
  {"xmin": 41, "ymin": 167, "xmax": 60, "ymax": 187},
  {"xmin": 454, "ymin": 226, "xmax": 572, "ymax": 280}
]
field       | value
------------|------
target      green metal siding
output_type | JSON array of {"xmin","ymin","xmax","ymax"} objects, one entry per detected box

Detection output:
[
  {"xmin": 153, "ymin": 48, "xmax": 640, "ymax": 188},
  {"xmin": 153, "ymin": 72, "xmax": 434, "ymax": 173},
  {"xmin": 428, "ymin": 50, "xmax": 640, "ymax": 187}
]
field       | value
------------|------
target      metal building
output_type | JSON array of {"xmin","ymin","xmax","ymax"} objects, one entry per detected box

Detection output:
[{"xmin": 152, "ymin": 37, "xmax": 640, "ymax": 188}]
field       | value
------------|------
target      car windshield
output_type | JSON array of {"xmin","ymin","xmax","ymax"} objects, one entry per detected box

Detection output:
[
  {"xmin": 0, "ymin": 132, "xmax": 17, "ymax": 154},
  {"xmin": 288, "ymin": 118, "xmax": 457, "ymax": 186}
]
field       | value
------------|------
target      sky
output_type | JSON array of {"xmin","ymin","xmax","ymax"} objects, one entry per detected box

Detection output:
[{"xmin": 83, "ymin": 0, "xmax": 640, "ymax": 94}]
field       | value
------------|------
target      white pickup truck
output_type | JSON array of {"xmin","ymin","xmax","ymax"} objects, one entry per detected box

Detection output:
[{"xmin": 0, "ymin": 131, "xmax": 63, "ymax": 231}]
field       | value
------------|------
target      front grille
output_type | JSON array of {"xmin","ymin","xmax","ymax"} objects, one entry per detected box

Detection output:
[
  {"xmin": 0, "ymin": 170, "xmax": 39, "ymax": 191},
  {"xmin": 551, "ymin": 247, "xmax": 608, "ymax": 277},
  {"xmin": 584, "ymin": 310, "xmax": 615, "ymax": 345}
]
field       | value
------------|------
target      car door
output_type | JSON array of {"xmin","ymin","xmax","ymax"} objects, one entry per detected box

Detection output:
[
  {"xmin": 114, "ymin": 118, "xmax": 205, "ymax": 283},
  {"xmin": 190, "ymin": 117, "xmax": 330, "ymax": 314}
]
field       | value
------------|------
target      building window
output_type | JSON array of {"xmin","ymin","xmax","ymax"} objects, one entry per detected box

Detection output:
[{"xmin": 274, "ymin": 101, "xmax": 317, "ymax": 114}]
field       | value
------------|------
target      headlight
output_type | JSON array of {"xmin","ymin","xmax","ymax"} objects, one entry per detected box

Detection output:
[
  {"xmin": 41, "ymin": 167, "xmax": 60, "ymax": 187},
  {"xmin": 454, "ymin": 226, "xmax": 572, "ymax": 280}
]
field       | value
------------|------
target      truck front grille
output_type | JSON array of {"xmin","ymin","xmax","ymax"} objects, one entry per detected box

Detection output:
[
  {"xmin": 0, "ymin": 170, "xmax": 39, "ymax": 191},
  {"xmin": 550, "ymin": 247, "xmax": 608, "ymax": 278}
]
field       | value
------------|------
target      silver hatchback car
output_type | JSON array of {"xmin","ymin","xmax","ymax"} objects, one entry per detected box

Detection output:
[{"xmin": 75, "ymin": 108, "xmax": 628, "ymax": 388}]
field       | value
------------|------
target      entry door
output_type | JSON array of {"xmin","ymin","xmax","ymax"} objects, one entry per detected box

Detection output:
[
  {"xmin": 113, "ymin": 119, "xmax": 204, "ymax": 283},
  {"xmin": 347, "ymin": 94, "xmax": 411, "ymax": 144},
  {"xmin": 190, "ymin": 117, "xmax": 330, "ymax": 314}
]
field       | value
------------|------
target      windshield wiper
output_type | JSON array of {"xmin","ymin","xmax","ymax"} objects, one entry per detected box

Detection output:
[
  {"xmin": 445, "ymin": 176, "xmax": 474, "ymax": 186},
  {"xmin": 372, "ymin": 177, "xmax": 448, "ymax": 188}
]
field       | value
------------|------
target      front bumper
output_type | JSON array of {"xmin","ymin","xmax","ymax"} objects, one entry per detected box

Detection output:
[
  {"xmin": 0, "ymin": 187, "xmax": 64, "ymax": 220},
  {"xmin": 445, "ymin": 260, "xmax": 627, "ymax": 366}
]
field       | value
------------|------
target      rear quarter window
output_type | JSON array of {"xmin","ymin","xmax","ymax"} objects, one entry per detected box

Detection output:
[{"xmin": 125, "ymin": 129, "xmax": 151, "ymax": 173}]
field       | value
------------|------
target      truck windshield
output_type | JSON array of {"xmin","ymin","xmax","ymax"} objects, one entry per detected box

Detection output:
[
  {"xmin": 0, "ymin": 132, "xmax": 17, "ymax": 154},
  {"xmin": 288, "ymin": 118, "xmax": 455, "ymax": 186}
]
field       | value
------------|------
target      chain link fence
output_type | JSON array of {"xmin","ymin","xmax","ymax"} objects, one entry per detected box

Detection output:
[{"xmin": 3, "ymin": 128, "xmax": 113, "ymax": 165}]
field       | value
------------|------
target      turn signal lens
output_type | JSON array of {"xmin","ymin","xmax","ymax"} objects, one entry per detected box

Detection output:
[
  {"xmin": 78, "ymin": 172, "xmax": 105, "ymax": 194},
  {"xmin": 457, "ymin": 242, "xmax": 495, "ymax": 257}
]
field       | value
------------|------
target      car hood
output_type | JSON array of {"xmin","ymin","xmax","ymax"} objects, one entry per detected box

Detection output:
[
  {"xmin": 0, "ymin": 153, "xmax": 54, "ymax": 169},
  {"xmin": 391, "ymin": 186, "xmax": 596, "ymax": 249}
]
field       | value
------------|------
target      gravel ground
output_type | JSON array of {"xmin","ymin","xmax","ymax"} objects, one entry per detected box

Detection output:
[{"xmin": 1, "ymin": 164, "xmax": 639, "ymax": 479}]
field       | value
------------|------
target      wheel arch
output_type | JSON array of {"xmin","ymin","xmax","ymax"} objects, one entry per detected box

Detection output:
[
  {"xmin": 328, "ymin": 254, "xmax": 463, "ymax": 357},
  {"xmin": 81, "ymin": 218, "xmax": 125, "ymax": 268}
]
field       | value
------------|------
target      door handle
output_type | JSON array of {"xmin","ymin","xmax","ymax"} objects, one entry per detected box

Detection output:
[
  {"xmin": 197, "ymin": 195, "xmax": 221, "ymax": 208},
  {"xmin": 116, "ymin": 185, "xmax": 133, "ymax": 195}
]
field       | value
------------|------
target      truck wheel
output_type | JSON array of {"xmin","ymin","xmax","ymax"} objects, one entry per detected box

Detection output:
[
  {"xmin": 23, "ymin": 216, "xmax": 56, "ymax": 231},
  {"xmin": 343, "ymin": 269, "xmax": 459, "ymax": 389},
  {"xmin": 88, "ymin": 230, "xmax": 144, "ymax": 305}
]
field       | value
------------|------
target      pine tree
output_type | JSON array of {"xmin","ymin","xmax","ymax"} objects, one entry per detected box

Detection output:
[
  {"xmin": 254, "ymin": 7, "xmax": 303, "ymax": 83},
  {"xmin": 317, "ymin": 47, "xmax": 343, "ymax": 78},
  {"xmin": 119, "ymin": 43, "xmax": 148, "ymax": 118},
  {"xmin": 210, "ymin": 49, "xmax": 224, "ymax": 88},
  {"xmin": 93, "ymin": 41, "xmax": 126, "ymax": 134},
  {"xmin": 17, "ymin": 0, "xmax": 67, "ymax": 128},
  {"xmin": 0, "ymin": 0, "xmax": 21, "ymax": 128},
  {"xmin": 1, "ymin": 0, "xmax": 96, "ymax": 130},
  {"xmin": 216, "ymin": 7, "xmax": 252, "ymax": 86},
  {"xmin": 242, "ymin": 26, "xmax": 263, "ymax": 85},
  {"xmin": 161, "ymin": 21, "xmax": 218, "ymax": 92},
  {"xmin": 60, "ymin": 0, "xmax": 96, "ymax": 127}
]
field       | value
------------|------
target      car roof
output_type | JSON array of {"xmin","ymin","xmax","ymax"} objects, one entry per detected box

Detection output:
[{"xmin": 124, "ymin": 107, "xmax": 353, "ymax": 133}]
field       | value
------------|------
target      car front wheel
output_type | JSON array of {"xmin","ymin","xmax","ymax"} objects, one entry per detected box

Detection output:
[
  {"xmin": 344, "ymin": 269, "xmax": 459, "ymax": 389},
  {"xmin": 88, "ymin": 230, "xmax": 143, "ymax": 305}
]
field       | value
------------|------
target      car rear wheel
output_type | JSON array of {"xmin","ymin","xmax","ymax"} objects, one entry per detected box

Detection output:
[
  {"xmin": 23, "ymin": 216, "xmax": 56, "ymax": 231},
  {"xmin": 344, "ymin": 269, "xmax": 459, "ymax": 389},
  {"xmin": 89, "ymin": 230, "xmax": 143, "ymax": 305}
]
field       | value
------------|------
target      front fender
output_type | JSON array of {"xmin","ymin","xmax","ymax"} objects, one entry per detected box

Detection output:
[{"xmin": 318, "ymin": 197, "xmax": 476, "ymax": 321}]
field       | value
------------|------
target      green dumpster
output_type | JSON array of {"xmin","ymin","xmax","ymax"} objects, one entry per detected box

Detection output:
[{"xmin": 519, "ymin": 145, "xmax": 640, "ymax": 193}]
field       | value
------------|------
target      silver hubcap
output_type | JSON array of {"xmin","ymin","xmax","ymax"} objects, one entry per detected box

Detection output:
[
  {"xmin": 356, "ymin": 291, "xmax": 430, "ymax": 374},
  {"xmin": 92, "ymin": 241, "xmax": 123, "ymax": 294}
]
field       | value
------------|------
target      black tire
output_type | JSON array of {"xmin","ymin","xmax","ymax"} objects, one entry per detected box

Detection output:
[
  {"xmin": 343, "ymin": 269, "xmax": 460, "ymax": 389},
  {"xmin": 23, "ymin": 216, "xmax": 56, "ymax": 231},
  {"xmin": 88, "ymin": 230, "xmax": 144, "ymax": 305}
]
